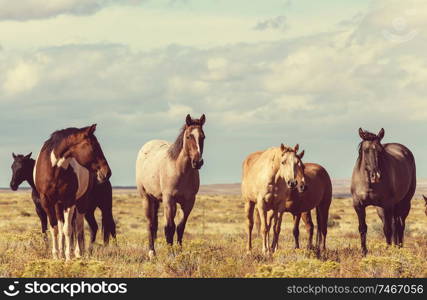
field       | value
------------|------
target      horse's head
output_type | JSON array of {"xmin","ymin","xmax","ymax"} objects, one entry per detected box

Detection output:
[
  {"xmin": 183, "ymin": 114, "xmax": 206, "ymax": 169},
  {"xmin": 10, "ymin": 152, "xmax": 32, "ymax": 191},
  {"xmin": 65, "ymin": 124, "xmax": 111, "ymax": 183},
  {"xmin": 423, "ymin": 195, "xmax": 427, "ymax": 216},
  {"xmin": 358, "ymin": 128, "xmax": 384, "ymax": 184},
  {"xmin": 279, "ymin": 143, "xmax": 306, "ymax": 193}
]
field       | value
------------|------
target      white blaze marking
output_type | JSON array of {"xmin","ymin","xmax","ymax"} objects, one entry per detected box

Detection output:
[{"xmin": 191, "ymin": 128, "xmax": 201, "ymax": 157}]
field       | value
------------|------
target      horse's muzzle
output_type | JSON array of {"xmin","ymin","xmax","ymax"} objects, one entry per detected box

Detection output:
[
  {"xmin": 298, "ymin": 183, "xmax": 308, "ymax": 193},
  {"xmin": 369, "ymin": 171, "xmax": 381, "ymax": 184},
  {"xmin": 192, "ymin": 159, "xmax": 204, "ymax": 170},
  {"xmin": 10, "ymin": 182, "xmax": 18, "ymax": 191},
  {"xmin": 287, "ymin": 180, "xmax": 297, "ymax": 190},
  {"xmin": 97, "ymin": 168, "xmax": 111, "ymax": 184}
]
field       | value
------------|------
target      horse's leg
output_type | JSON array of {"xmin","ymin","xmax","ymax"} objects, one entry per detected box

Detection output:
[
  {"xmin": 45, "ymin": 203, "xmax": 59, "ymax": 260},
  {"xmin": 34, "ymin": 198, "xmax": 49, "ymax": 246},
  {"xmin": 377, "ymin": 206, "xmax": 393, "ymax": 246},
  {"xmin": 245, "ymin": 201, "xmax": 255, "ymax": 252},
  {"xmin": 271, "ymin": 211, "xmax": 283, "ymax": 252},
  {"xmin": 55, "ymin": 203, "xmax": 65, "ymax": 259},
  {"xmin": 266, "ymin": 210, "xmax": 275, "ymax": 251},
  {"xmin": 143, "ymin": 196, "xmax": 157, "ymax": 258},
  {"xmin": 85, "ymin": 208, "xmax": 98, "ymax": 250},
  {"xmin": 394, "ymin": 199, "xmax": 411, "ymax": 247},
  {"xmin": 152, "ymin": 200, "xmax": 159, "ymax": 240},
  {"xmin": 292, "ymin": 213, "xmax": 301, "ymax": 249},
  {"xmin": 256, "ymin": 196, "xmax": 269, "ymax": 254},
  {"xmin": 163, "ymin": 194, "xmax": 177, "ymax": 246},
  {"xmin": 354, "ymin": 203, "xmax": 368, "ymax": 256},
  {"xmin": 177, "ymin": 196, "xmax": 195, "ymax": 246},
  {"xmin": 301, "ymin": 211, "xmax": 314, "ymax": 249},
  {"xmin": 74, "ymin": 210, "xmax": 85, "ymax": 258},
  {"xmin": 63, "ymin": 205, "xmax": 76, "ymax": 261},
  {"xmin": 317, "ymin": 198, "xmax": 330, "ymax": 252}
]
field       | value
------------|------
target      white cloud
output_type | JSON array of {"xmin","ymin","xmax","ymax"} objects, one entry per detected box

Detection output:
[
  {"xmin": 3, "ymin": 61, "xmax": 40, "ymax": 95},
  {"xmin": 0, "ymin": 0, "xmax": 103, "ymax": 20}
]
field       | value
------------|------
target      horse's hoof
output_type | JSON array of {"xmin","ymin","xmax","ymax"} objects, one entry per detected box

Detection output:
[{"xmin": 148, "ymin": 250, "xmax": 156, "ymax": 260}]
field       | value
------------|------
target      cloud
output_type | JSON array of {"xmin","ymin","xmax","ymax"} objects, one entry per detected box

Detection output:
[
  {"xmin": 254, "ymin": 15, "xmax": 287, "ymax": 31},
  {"xmin": 0, "ymin": 0, "xmax": 140, "ymax": 21}
]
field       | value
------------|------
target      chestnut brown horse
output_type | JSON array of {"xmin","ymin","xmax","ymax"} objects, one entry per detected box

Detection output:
[
  {"xmin": 136, "ymin": 114, "xmax": 205, "ymax": 258},
  {"xmin": 10, "ymin": 152, "xmax": 116, "ymax": 246},
  {"xmin": 351, "ymin": 128, "xmax": 416, "ymax": 255},
  {"xmin": 34, "ymin": 125, "xmax": 111, "ymax": 260},
  {"xmin": 242, "ymin": 144, "xmax": 331, "ymax": 254}
]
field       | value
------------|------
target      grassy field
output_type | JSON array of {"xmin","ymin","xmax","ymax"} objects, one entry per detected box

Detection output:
[{"xmin": 0, "ymin": 190, "xmax": 426, "ymax": 278}]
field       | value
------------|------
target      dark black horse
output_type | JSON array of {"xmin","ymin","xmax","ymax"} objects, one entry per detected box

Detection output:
[
  {"xmin": 351, "ymin": 128, "xmax": 416, "ymax": 255},
  {"xmin": 10, "ymin": 152, "xmax": 116, "ymax": 245}
]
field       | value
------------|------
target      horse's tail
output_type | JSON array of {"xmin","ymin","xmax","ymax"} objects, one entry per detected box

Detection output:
[{"xmin": 102, "ymin": 210, "xmax": 116, "ymax": 245}]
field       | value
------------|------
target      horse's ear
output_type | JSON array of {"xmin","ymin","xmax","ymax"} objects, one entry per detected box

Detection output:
[
  {"xmin": 359, "ymin": 128, "xmax": 365, "ymax": 139},
  {"xmin": 85, "ymin": 124, "xmax": 97, "ymax": 135},
  {"xmin": 200, "ymin": 114, "xmax": 206, "ymax": 126},
  {"xmin": 25, "ymin": 152, "xmax": 32, "ymax": 159},
  {"xmin": 377, "ymin": 128, "xmax": 385, "ymax": 141},
  {"xmin": 12, "ymin": 152, "xmax": 16, "ymax": 159},
  {"xmin": 298, "ymin": 150, "xmax": 305, "ymax": 160},
  {"xmin": 294, "ymin": 144, "xmax": 299, "ymax": 153},
  {"xmin": 280, "ymin": 143, "xmax": 286, "ymax": 152},
  {"xmin": 423, "ymin": 195, "xmax": 427, "ymax": 203},
  {"xmin": 185, "ymin": 114, "xmax": 192, "ymax": 126}
]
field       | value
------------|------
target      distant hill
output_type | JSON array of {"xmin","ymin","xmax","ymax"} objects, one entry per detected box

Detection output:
[
  {"xmin": 198, "ymin": 179, "xmax": 427, "ymax": 199},
  {"xmin": 3, "ymin": 180, "xmax": 427, "ymax": 199}
]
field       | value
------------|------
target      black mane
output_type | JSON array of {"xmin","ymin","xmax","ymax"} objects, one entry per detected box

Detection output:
[
  {"xmin": 168, "ymin": 125, "xmax": 186, "ymax": 160},
  {"xmin": 42, "ymin": 127, "xmax": 81, "ymax": 152}
]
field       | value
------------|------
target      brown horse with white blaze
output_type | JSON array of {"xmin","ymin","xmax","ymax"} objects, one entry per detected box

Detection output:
[
  {"xmin": 34, "ymin": 124, "xmax": 111, "ymax": 260},
  {"xmin": 136, "ymin": 114, "xmax": 205, "ymax": 258}
]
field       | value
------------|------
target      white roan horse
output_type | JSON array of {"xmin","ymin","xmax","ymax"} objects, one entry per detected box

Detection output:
[{"xmin": 136, "ymin": 114, "xmax": 206, "ymax": 258}]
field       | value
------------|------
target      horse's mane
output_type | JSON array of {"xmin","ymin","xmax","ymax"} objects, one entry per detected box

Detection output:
[
  {"xmin": 42, "ymin": 127, "xmax": 80, "ymax": 153},
  {"xmin": 168, "ymin": 125, "xmax": 186, "ymax": 160}
]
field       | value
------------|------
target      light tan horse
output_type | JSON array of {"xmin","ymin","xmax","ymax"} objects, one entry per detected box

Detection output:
[
  {"xmin": 242, "ymin": 144, "xmax": 332, "ymax": 254},
  {"xmin": 136, "ymin": 114, "xmax": 206, "ymax": 258}
]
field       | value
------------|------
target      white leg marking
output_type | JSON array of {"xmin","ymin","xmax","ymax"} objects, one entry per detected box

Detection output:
[
  {"xmin": 49, "ymin": 224, "xmax": 59, "ymax": 260},
  {"xmin": 57, "ymin": 220, "xmax": 64, "ymax": 259},
  {"xmin": 63, "ymin": 206, "xmax": 76, "ymax": 261}
]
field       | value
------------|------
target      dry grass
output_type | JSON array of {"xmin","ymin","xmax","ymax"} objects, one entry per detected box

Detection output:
[{"xmin": 0, "ymin": 190, "xmax": 426, "ymax": 278}]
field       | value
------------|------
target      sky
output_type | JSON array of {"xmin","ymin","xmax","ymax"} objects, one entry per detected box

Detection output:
[{"xmin": 0, "ymin": 0, "xmax": 426, "ymax": 187}]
